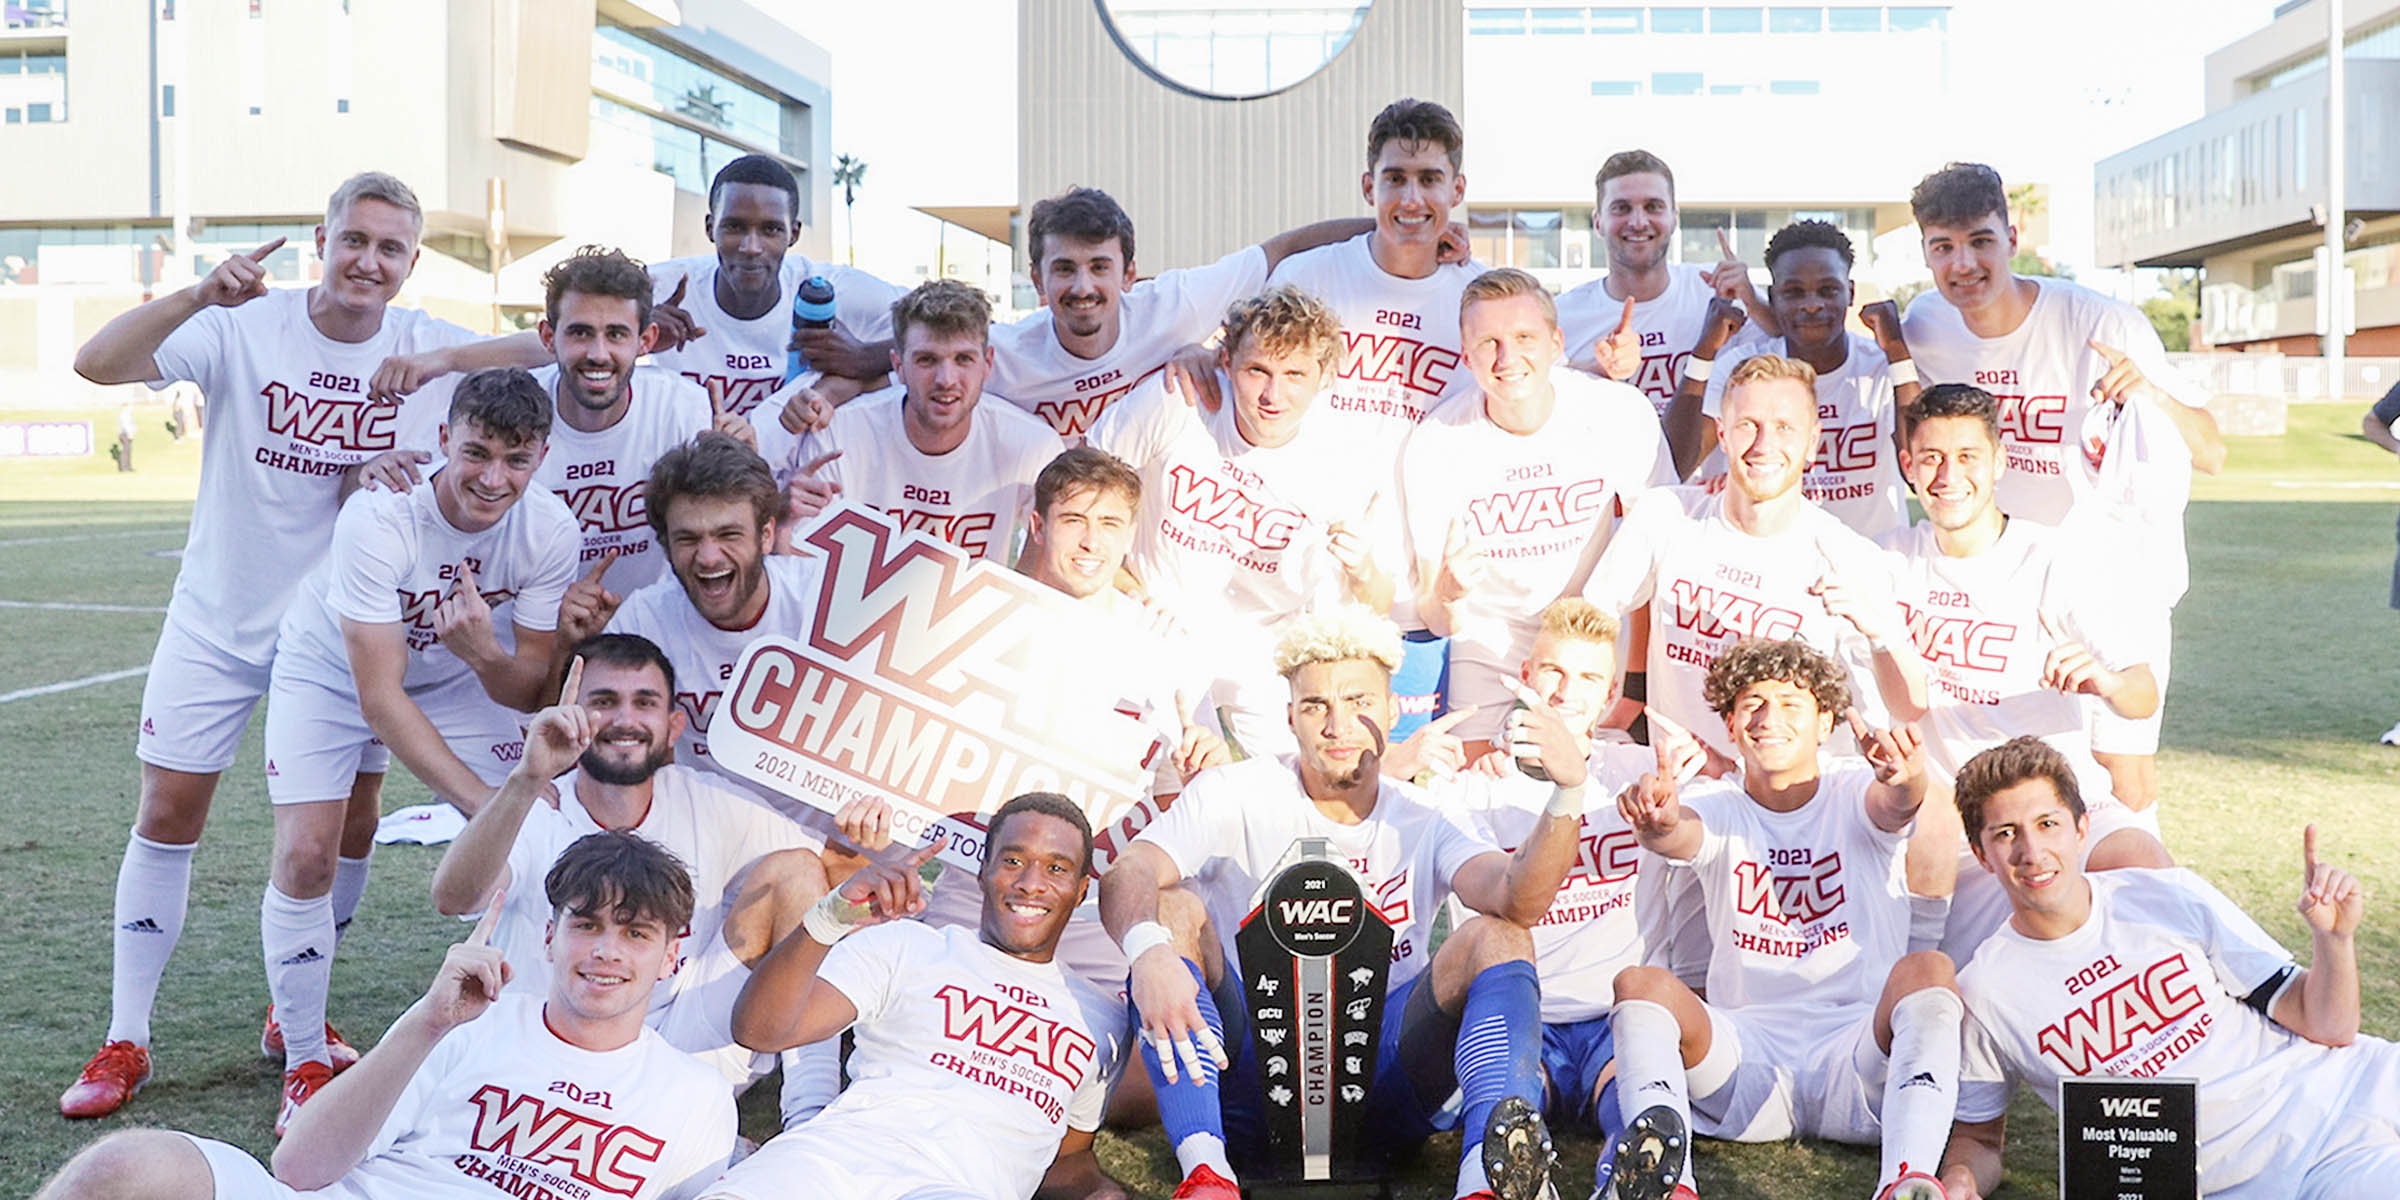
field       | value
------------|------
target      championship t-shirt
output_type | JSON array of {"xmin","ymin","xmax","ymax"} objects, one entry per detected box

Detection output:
[
  {"xmin": 324, "ymin": 992, "xmax": 734, "ymax": 1200},
  {"xmin": 149, "ymin": 287, "xmax": 478, "ymax": 663},
  {"xmin": 276, "ymin": 478, "xmax": 579, "ymax": 697},
  {"xmin": 1399, "ymin": 371, "xmax": 1676, "ymax": 737},
  {"xmin": 1703, "ymin": 331, "xmax": 1906, "ymax": 539},
  {"xmin": 1135, "ymin": 755, "xmax": 1500, "ymax": 993},
  {"xmin": 1554, "ymin": 265, "xmax": 1715, "ymax": 415},
  {"xmin": 1955, "ymin": 869, "xmax": 2395, "ymax": 1199},
  {"xmin": 1265, "ymin": 233, "xmax": 1482, "ymax": 444},
  {"xmin": 530, "ymin": 364, "xmax": 713, "ymax": 593},
  {"xmin": 989, "ymin": 245, "xmax": 1270, "ymax": 440},
  {"xmin": 796, "ymin": 386, "xmax": 1066, "ymax": 561},
  {"xmin": 644, "ymin": 253, "xmax": 902, "ymax": 420}
]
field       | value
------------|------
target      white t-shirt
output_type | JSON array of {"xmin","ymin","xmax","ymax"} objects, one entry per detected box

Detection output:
[
  {"xmin": 1679, "ymin": 760, "xmax": 1912, "ymax": 1022},
  {"xmin": 530, "ymin": 364, "xmax": 713, "ymax": 594},
  {"xmin": 488, "ymin": 764, "xmax": 822, "ymax": 1010},
  {"xmin": 1900, "ymin": 276, "xmax": 2205, "ymax": 527},
  {"xmin": 317, "ymin": 992, "xmax": 733, "ymax": 1200},
  {"xmin": 1265, "ymin": 233, "xmax": 1482, "ymax": 444},
  {"xmin": 1435, "ymin": 742, "xmax": 1659, "ymax": 1023},
  {"xmin": 805, "ymin": 921, "xmax": 1123, "ymax": 1200},
  {"xmin": 1581, "ymin": 487, "xmax": 1908, "ymax": 756},
  {"xmin": 1877, "ymin": 519, "xmax": 2159, "ymax": 790},
  {"xmin": 605, "ymin": 556, "xmax": 823, "ymax": 804},
  {"xmin": 989, "ymin": 245, "xmax": 1270, "ymax": 440},
  {"xmin": 1134, "ymin": 755, "xmax": 1500, "ymax": 993},
  {"xmin": 644, "ymin": 253, "xmax": 902, "ymax": 420},
  {"xmin": 1554, "ymin": 265, "xmax": 1715, "ymax": 416},
  {"xmin": 1702, "ymin": 331, "xmax": 1906, "ymax": 539},
  {"xmin": 148, "ymin": 288, "xmax": 477, "ymax": 664},
  {"xmin": 1399, "ymin": 372, "xmax": 1676, "ymax": 737},
  {"xmin": 796, "ymin": 386, "xmax": 1066, "ymax": 562},
  {"xmin": 1955, "ymin": 869, "xmax": 2391, "ymax": 1198},
  {"xmin": 276, "ymin": 479, "xmax": 579, "ymax": 697}
]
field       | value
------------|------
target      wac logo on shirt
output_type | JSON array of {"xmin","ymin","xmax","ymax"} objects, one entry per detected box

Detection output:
[
  {"xmin": 1465, "ymin": 478, "xmax": 1611, "ymax": 538},
  {"xmin": 673, "ymin": 688, "xmax": 723, "ymax": 741},
  {"xmin": 1165, "ymin": 463, "xmax": 1305, "ymax": 551},
  {"xmin": 464, "ymin": 1083, "xmax": 667, "ymax": 1196},
  {"xmin": 1628, "ymin": 351, "xmax": 1694, "ymax": 409},
  {"xmin": 263, "ymin": 380, "xmax": 398, "ymax": 451},
  {"xmin": 1812, "ymin": 422, "xmax": 1882, "ymax": 473},
  {"xmin": 1731, "ymin": 852, "xmax": 1845, "ymax": 926},
  {"xmin": 937, "ymin": 983, "xmax": 1096, "ymax": 1085},
  {"xmin": 1035, "ymin": 377, "xmax": 1136, "ymax": 437},
  {"xmin": 684, "ymin": 372, "xmax": 778, "ymax": 419},
  {"xmin": 888, "ymin": 508, "xmax": 998, "ymax": 558},
  {"xmin": 1338, "ymin": 330, "xmax": 1460, "ymax": 398},
  {"xmin": 564, "ymin": 480, "xmax": 650, "ymax": 535},
  {"xmin": 2035, "ymin": 953, "xmax": 2209, "ymax": 1076},
  {"xmin": 1898, "ymin": 604, "xmax": 2019, "ymax": 673},
  {"xmin": 1570, "ymin": 826, "xmax": 1640, "ymax": 887},
  {"xmin": 1664, "ymin": 578, "xmax": 1805, "ymax": 642}
]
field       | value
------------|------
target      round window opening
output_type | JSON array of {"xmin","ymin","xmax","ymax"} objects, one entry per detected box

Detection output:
[{"xmin": 1095, "ymin": 2, "xmax": 1375, "ymax": 100}]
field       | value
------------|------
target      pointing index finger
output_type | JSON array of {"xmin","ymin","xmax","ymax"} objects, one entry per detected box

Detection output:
[
  {"xmin": 559, "ymin": 655, "xmax": 585, "ymax": 707},
  {"xmin": 799, "ymin": 449, "xmax": 843, "ymax": 477},
  {"xmin": 469, "ymin": 886, "xmax": 507, "ymax": 946},
  {"xmin": 1615, "ymin": 292, "xmax": 1637, "ymax": 335},
  {"xmin": 583, "ymin": 550, "xmax": 618, "ymax": 585},
  {"xmin": 2087, "ymin": 338, "xmax": 2128, "ymax": 366},
  {"xmin": 906, "ymin": 838, "xmax": 946, "ymax": 869},
  {"xmin": 1717, "ymin": 227, "xmax": 1736, "ymax": 260},
  {"xmin": 1427, "ymin": 704, "xmax": 1480, "ymax": 734},
  {"xmin": 248, "ymin": 236, "xmax": 288, "ymax": 262},
  {"xmin": 665, "ymin": 277, "xmax": 688, "ymax": 307},
  {"xmin": 2304, "ymin": 823, "xmax": 2320, "ymax": 873}
]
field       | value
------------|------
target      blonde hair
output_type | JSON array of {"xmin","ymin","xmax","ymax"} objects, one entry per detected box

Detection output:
[
  {"xmin": 1459, "ymin": 267, "xmax": 1558, "ymax": 327},
  {"xmin": 1535, "ymin": 597, "xmax": 1620, "ymax": 648},
  {"xmin": 325, "ymin": 171, "xmax": 424, "ymax": 238},
  {"xmin": 1271, "ymin": 607, "xmax": 1404, "ymax": 680},
  {"xmin": 1724, "ymin": 353, "xmax": 1818, "ymax": 395},
  {"xmin": 1222, "ymin": 285, "xmax": 1343, "ymax": 375}
]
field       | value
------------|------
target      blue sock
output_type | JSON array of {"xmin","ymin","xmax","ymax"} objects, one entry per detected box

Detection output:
[
  {"xmin": 1139, "ymin": 957, "xmax": 1227, "ymax": 1152},
  {"xmin": 1593, "ymin": 1074, "xmax": 1624, "ymax": 1187},
  {"xmin": 1455, "ymin": 960, "xmax": 1544, "ymax": 1160}
]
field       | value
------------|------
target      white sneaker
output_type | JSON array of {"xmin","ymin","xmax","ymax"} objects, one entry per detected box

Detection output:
[{"xmin": 2381, "ymin": 720, "xmax": 2400, "ymax": 746}]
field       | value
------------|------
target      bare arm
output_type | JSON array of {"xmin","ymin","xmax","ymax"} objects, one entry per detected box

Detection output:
[
  {"xmin": 1036, "ymin": 1129, "xmax": 1128, "ymax": 1200},
  {"xmin": 2159, "ymin": 396, "xmax": 2227, "ymax": 475},
  {"xmin": 77, "ymin": 237, "xmax": 286, "ymax": 384},
  {"xmin": 1666, "ymin": 297, "xmax": 1748, "ymax": 478},
  {"xmin": 1450, "ymin": 694, "xmax": 1591, "ymax": 924},
  {"xmin": 1096, "ymin": 840, "xmax": 1183, "ymax": 944},
  {"xmin": 1936, "ymin": 1113, "xmax": 2007, "ymax": 1200},
  {"xmin": 1259, "ymin": 218, "xmax": 1375, "ymax": 272},
  {"xmin": 428, "ymin": 773, "xmax": 537, "ymax": 915},
  {"xmin": 732, "ymin": 842, "xmax": 939, "ymax": 1052},
  {"xmin": 1856, "ymin": 719, "xmax": 1933, "ymax": 835},
  {"xmin": 2271, "ymin": 825, "xmax": 2363, "ymax": 1046},
  {"xmin": 344, "ymin": 617, "xmax": 495, "ymax": 814}
]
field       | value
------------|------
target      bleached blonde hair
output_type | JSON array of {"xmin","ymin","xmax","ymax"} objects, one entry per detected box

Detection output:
[
  {"xmin": 1272, "ymin": 606, "xmax": 1405, "ymax": 680},
  {"xmin": 1536, "ymin": 597, "xmax": 1620, "ymax": 647}
]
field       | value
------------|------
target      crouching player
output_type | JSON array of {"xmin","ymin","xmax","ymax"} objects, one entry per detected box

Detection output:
[
  {"xmin": 1609, "ymin": 640, "xmax": 1962, "ymax": 1200},
  {"xmin": 37, "ymin": 831, "xmax": 737, "ymax": 1200},
  {"xmin": 704, "ymin": 793, "xmax": 1130, "ymax": 1200},
  {"xmin": 1937, "ymin": 737, "xmax": 2400, "ymax": 1200},
  {"xmin": 1101, "ymin": 607, "xmax": 1592, "ymax": 1200}
]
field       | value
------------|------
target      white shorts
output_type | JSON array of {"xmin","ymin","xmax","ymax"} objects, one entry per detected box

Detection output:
[
  {"xmin": 2088, "ymin": 609, "xmax": 2171, "ymax": 756},
  {"xmin": 179, "ymin": 1133, "xmax": 307, "ymax": 1200},
  {"xmin": 1692, "ymin": 1003, "xmax": 1885, "ymax": 1146},
  {"xmin": 701, "ymin": 1122, "xmax": 996, "ymax": 1200},
  {"xmin": 135, "ymin": 617, "xmax": 275, "ymax": 774},
  {"xmin": 263, "ymin": 672, "xmax": 515, "ymax": 805}
]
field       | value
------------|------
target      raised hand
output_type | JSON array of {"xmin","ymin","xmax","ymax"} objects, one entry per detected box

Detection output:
[
  {"xmin": 351, "ymin": 448, "xmax": 431, "ymax": 493},
  {"xmin": 1858, "ymin": 299, "xmax": 1906, "ymax": 356},
  {"xmin": 433, "ymin": 561, "xmax": 500, "ymax": 664},
  {"xmin": 648, "ymin": 277, "xmax": 704, "ymax": 352},
  {"xmin": 785, "ymin": 449, "xmax": 844, "ymax": 525},
  {"xmin": 710, "ymin": 381, "xmax": 759, "ymax": 450},
  {"xmin": 518, "ymin": 656, "xmax": 594, "ymax": 782},
  {"xmin": 2039, "ymin": 639, "xmax": 2120, "ymax": 699},
  {"xmin": 1809, "ymin": 535, "xmax": 1905, "ymax": 646},
  {"xmin": 425, "ymin": 889, "xmax": 514, "ymax": 1034},
  {"xmin": 1433, "ymin": 517, "xmax": 1487, "ymax": 606},
  {"xmin": 1381, "ymin": 705, "xmax": 1477, "ymax": 782},
  {"xmin": 1593, "ymin": 293, "xmax": 1641, "ymax": 380},
  {"xmin": 193, "ymin": 237, "xmax": 283, "ymax": 308},
  {"xmin": 1693, "ymin": 295, "xmax": 1749, "ymax": 364},
  {"xmin": 2087, "ymin": 339, "xmax": 2161, "ymax": 410},
  {"xmin": 835, "ymin": 795, "xmax": 898, "ymax": 852},
  {"xmin": 2298, "ymin": 824, "xmax": 2364, "ymax": 938},
  {"xmin": 1616, "ymin": 768, "xmax": 1681, "ymax": 840},
  {"xmin": 1326, "ymin": 494, "xmax": 1382, "ymax": 592},
  {"xmin": 1504, "ymin": 679, "xmax": 1589, "ymax": 789},
  {"xmin": 1127, "ymin": 929, "xmax": 1228, "ymax": 1084},
  {"xmin": 1160, "ymin": 343, "xmax": 1224, "ymax": 414},
  {"xmin": 778, "ymin": 383, "xmax": 836, "ymax": 436},
  {"xmin": 1703, "ymin": 228, "xmax": 1760, "ymax": 308},
  {"xmin": 793, "ymin": 324, "xmax": 881, "ymax": 379},
  {"xmin": 833, "ymin": 839, "xmax": 944, "ymax": 926},
  {"xmin": 1437, "ymin": 218, "xmax": 1474, "ymax": 265},
  {"xmin": 557, "ymin": 551, "xmax": 622, "ymax": 647},
  {"xmin": 1848, "ymin": 711, "xmax": 1924, "ymax": 786},
  {"xmin": 1171, "ymin": 690, "xmax": 1230, "ymax": 783}
]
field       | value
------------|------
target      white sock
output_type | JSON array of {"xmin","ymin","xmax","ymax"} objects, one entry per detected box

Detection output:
[
  {"xmin": 778, "ymin": 1039, "xmax": 842, "ymax": 1127},
  {"xmin": 1880, "ymin": 987, "xmax": 1965, "ymax": 1185},
  {"xmin": 261, "ymin": 884, "xmax": 334, "ymax": 1069},
  {"xmin": 1172, "ymin": 1132, "xmax": 1235, "ymax": 1183},
  {"xmin": 1610, "ymin": 999, "xmax": 1694, "ymax": 1185},
  {"xmin": 107, "ymin": 834, "xmax": 196, "ymax": 1046},
  {"xmin": 2122, "ymin": 802, "xmax": 2162, "ymax": 840},
  {"xmin": 1906, "ymin": 891, "xmax": 1951, "ymax": 954},
  {"xmin": 329, "ymin": 852, "xmax": 372, "ymax": 948},
  {"xmin": 1455, "ymin": 1149, "xmax": 1490, "ymax": 1198}
]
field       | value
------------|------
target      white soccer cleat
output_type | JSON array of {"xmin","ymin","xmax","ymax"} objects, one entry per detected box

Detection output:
[{"xmin": 2380, "ymin": 720, "xmax": 2400, "ymax": 746}]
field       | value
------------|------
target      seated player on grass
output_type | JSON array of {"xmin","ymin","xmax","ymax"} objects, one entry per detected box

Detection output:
[
  {"xmin": 1936, "ymin": 736, "xmax": 2400, "ymax": 1200},
  {"xmin": 1608, "ymin": 639, "xmax": 1961, "ymax": 1200}
]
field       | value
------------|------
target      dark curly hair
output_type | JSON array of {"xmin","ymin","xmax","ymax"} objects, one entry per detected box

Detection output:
[
  {"xmin": 1764, "ymin": 220, "xmax": 1854, "ymax": 272},
  {"xmin": 1703, "ymin": 638, "xmax": 1850, "ymax": 717},
  {"xmin": 1901, "ymin": 382, "xmax": 2002, "ymax": 449},
  {"xmin": 1910, "ymin": 162, "xmax": 2009, "ymax": 230}
]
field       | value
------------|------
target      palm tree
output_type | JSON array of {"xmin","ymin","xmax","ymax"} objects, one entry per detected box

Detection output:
[{"xmin": 833, "ymin": 155, "xmax": 867, "ymax": 266}]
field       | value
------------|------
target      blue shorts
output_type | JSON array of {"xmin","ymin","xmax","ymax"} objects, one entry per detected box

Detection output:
[
  {"xmin": 1541, "ymin": 1016, "xmax": 1618, "ymax": 1128},
  {"xmin": 1211, "ymin": 966, "xmax": 1462, "ymax": 1171}
]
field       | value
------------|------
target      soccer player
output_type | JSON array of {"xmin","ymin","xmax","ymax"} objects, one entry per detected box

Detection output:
[
  {"xmin": 1936, "ymin": 738, "xmax": 2399, "ymax": 1200},
  {"xmin": 1901, "ymin": 161, "xmax": 2226, "ymax": 816},
  {"xmin": 793, "ymin": 279, "xmax": 1067, "ymax": 561},
  {"xmin": 707, "ymin": 793, "xmax": 1131, "ymax": 1200},
  {"xmin": 1666, "ymin": 220, "xmax": 1918, "ymax": 539},
  {"xmin": 1555, "ymin": 150, "xmax": 1776, "ymax": 415},
  {"xmin": 37, "ymin": 832, "xmax": 738, "ymax": 1200},
  {"xmin": 530, "ymin": 246, "xmax": 719, "ymax": 593},
  {"xmin": 2361, "ymin": 382, "xmax": 2400, "ymax": 743},
  {"xmin": 1609, "ymin": 640, "xmax": 1961, "ymax": 1200},
  {"xmin": 60, "ymin": 172, "xmax": 481, "ymax": 1119},
  {"xmin": 1403, "ymin": 267, "xmax": 1674, "ymax": 750},
  {"xmin": 1102, "ymin": 607, "xmax": 1595, "ymax": 1200},
  {"xmin": 1582, "ymin": 354, "xmax": 1928, "ymax": 762},
  {"xmin": 1090, "ymin": 284, "xmax": 1396, "ymax": 755},
  {"xmin": 259, "ymin": 366, "xmax": 580, "ymax": 1129},
  {"xmin": 430, "ymin": 635, "xmax": 828, "ymax": 1086}
]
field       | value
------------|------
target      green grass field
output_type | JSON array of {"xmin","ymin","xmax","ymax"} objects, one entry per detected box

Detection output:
[{"xmin": 2, "ymin": 403, "xmax": 2395, "ymax": 1198}]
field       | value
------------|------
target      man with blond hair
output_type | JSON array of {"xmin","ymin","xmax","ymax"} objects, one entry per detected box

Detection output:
[
  {"xmin": 1402, "ymin": 267, "xmax": 1675, "ymax": 752},
  {"xmin": 1101, "ymin": 606, "xmax": 1595, "ymax": 1200}
]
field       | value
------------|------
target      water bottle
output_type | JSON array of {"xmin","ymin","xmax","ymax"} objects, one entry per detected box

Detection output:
[
  {"xmin": 784, "ymin": 275, "xmax": 838, "ymax": 385},
  {"xmin": 1510, "ymin": 699, "xmax": 1551, "ymax": 782}
]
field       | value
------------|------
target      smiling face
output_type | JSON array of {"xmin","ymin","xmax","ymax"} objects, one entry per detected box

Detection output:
[
  {"xmin": 1716, "ymin": 376, "xmax": 1817, "ymax": 504},
  {"xmin": 1726, "ymin": 677, "xmax": 1834, "ymax": 778},
  {"xmin": 1026, "ymin": 484, "xmax": 1136, "ymax": 600},
  {"xmin": 542, "ymin": 291, "xmax": 652, "ymax": 424},
  {"xmin": 1597, "ymin": 170, "xmax": 1676, "ymax": 274},
  {"xmin": 1032, "ymin": 233, "xmax": 1132, "ymax": 346},
  {"xmin": 314, "ymin": 196, "xmax": 421, "ymax": 317},
  {"xmin": 573, "ymin": 657, "xmax": 685, "ymax": 786},
  {"xmin": 705, "ymin": 181, "xmax": 797, "ymax": 303},
  {"xmin": 1903, "ymin": 414, "xmax": 2001, "ymax": 534},
  {"xmin": 978, "ymin": 809, "xmax": 1090, "ymax": 959},
  {"xmin": 1362, "ymin": 140, "xmax": 1464, "ymax": 254},
  {"xmin": 543, "ymin": 899, "xmax": 678, "ymax": 1025},
  {"xmin": 660, "ymin": 493, "xmax": 771, "ymax": 629},
  {"xmin": 1971, "ymin": 775, "xmax": 2091, "ymax": 930},
  {"xmin": 1766, "ymin": 245, "xmax": 1854, "ymax": 359},
  {"xmin": 1288, "ymin": 658, "xmax": 1394, "ymax": 794},
  {"xmin": 1461, "ymin": 291, "xmax": 1563, "ymax": 423},
  {"xmin": 1919, "ymin": 211, "xmax": 2018, "ymax": 318},
  {"xmin": 436, "ymin": 418, "xmax": 545, "ymax": 531}
]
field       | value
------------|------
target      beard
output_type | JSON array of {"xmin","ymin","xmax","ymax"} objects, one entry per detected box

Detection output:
[{"xmin": 578, "ymin": 734, "xmax": 672, "ymax": 786}]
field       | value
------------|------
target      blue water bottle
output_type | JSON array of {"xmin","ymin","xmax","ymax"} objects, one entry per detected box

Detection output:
[{"xmin": 784, "ymin": 275, "xmax": 838, "ymax": 384}]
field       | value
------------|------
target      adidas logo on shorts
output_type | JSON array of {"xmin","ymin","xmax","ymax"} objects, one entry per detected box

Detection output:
[
  {"xmin": 279, "ymin": 947, "xmax": 325, "ymax": 966},
  {"xmin": 1898, "ymin": 1071, "xmax": 1938, "ymax": 1090},
  {"xmin": 120, "ymin": 917, "xmax": 164, "ymax": 933}
]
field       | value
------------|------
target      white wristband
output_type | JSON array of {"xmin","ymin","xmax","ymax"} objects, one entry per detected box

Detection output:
[
  {"xmin": 1119, "ymin": 920, "xmax": 1175, "ymax": 963},
  {"xmin": 1682, "ymin": 357, "xmax": 1714, "ymax": 383},
  {"xmin": 1546, "ymin": 780, "xmax": 1589, "ymax": 819},
  {"xmin": 802, "ymin": 890, "xmax": 871, "ymax": 945},
  {"xmin": 1886, "ymin": 358, "xmax": 1918, "ymax": 387}
]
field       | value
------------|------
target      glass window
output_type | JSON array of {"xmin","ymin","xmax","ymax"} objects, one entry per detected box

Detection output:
[
  {"xmin": 1513, "ymin": 209, "xmax": 1563, "ymax": 268},
  {"xmin": 28, "ymin": 53, "xmax": 65, "ymax": 74},
  {"xmin": 1590, "ymin": 7, "xmax": 1642, "ymax": 33},
  {"xmin": 1468, "ymin": 8, "xmax": 1526, "ymax": 35},
  {"xmin": 1590, "ymin": 79, "xmax": 1641, "ymax": 95},
  {"xmin": 162, "ymin": 84, "xmax": 173, "ymax": 116},
  {"xmin": 1710, "ymin": 82, "xmax": 1758, "ymax": 94},
  {"xmin": 1529, "ymin": 7, "xmax": 1583, "ymax": 34},
  {"xmin": 1652, "ymin": 71, "xmax": 1704, "ymax": 94},
  {"xmin": 1887, "ymin": 6, "xmax": 1946, "ymax": 31},
  {"xmin": 1769, "ymin": 78, "xmax": 1820, "ymax": 94},
  {"xmin": 1709, "ymin": 7, "xmax": 1763, "ymax": 32},
  {"xmin": 1468, "ymin": 209, "xmax": 1510, "ymax": 267},
  {"xmin": 1769, "ymin": 7, "xmax": 1821, "ymax": 31},
  {"xmin": 592, "ymin": 26, "xmax": 793, "ymax": 156},
  {"xmin": 28, "ymin": 103, "xmax": 54, "ymax": 122},
  {"xmin": 4, "ymin": 109, "xmax": 19, "ymax": 123},
  {"xmin": 1651, "ymin": 7, "xmax": 1704, "ymax": 33},
  {"xmin": 1827, "ymin": 6, "xmax": 1879, "ymax": 31},
  {"xmin": 0, "ymin": 57, "xmax": 19, "ymax": 76},
  {"xmin": 1098, "ymin": 3, "xmax": 1372, "ymax": 97}
]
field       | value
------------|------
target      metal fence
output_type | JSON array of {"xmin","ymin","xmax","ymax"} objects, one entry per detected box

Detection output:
[{"xmin": 2168, "ymin": 353, "xmax": 2400, "ymax": 404}]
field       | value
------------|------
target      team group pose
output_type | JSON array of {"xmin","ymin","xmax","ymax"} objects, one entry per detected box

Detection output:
[{"xmin": 42, "ymin": 96, "xmax": 2395, "ymax": 1200}]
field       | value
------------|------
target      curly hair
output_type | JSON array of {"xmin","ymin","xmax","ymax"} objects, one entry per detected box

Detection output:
[
  {"xmin": 644, "ymin": 430, "xmax": 779, "ymax": 541},
  {"xmin": 542, "ymin": 245, "xmax": 653, "ymax": 330},
  {"xmin": 1953, "ymin": 736, "xmax": 2086, "ymax": 844},
  {"xmin": 1272, "ymin": 606, "xmax": 1404, "ymax": 680},
  {"xmin": 1763, "ymin": 220, "xmax": 1854, "ymax": 272},
  {"xmin": 1222, "ymin": 284, "xmax": 1344, "ymax": 375},
  {"xmin": 1703, "ymin": 638, "xmax": 1849, "ymax": 717},
  {"xmin": 1910, "ymin": 162, "xmax": 2010, "ymax": 230}
]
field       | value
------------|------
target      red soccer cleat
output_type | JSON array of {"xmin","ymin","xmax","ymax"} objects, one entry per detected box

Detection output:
[
  {"xmin": 1874, "ymin": 1166, "xmax": 1946, "ymax": 1200},
  {"xmin": 60, "ymin": 1041, "xmax": 153, "ymax": 1119},
  {"xmin": 1172, "ymin": 1162, "xmax": 1242, "ymax": 1200},
  {"xmin": 275, "ymin": 1061, "xmax": 337, "ymax": 1138},
  {"xmin": 262, "ymin": 1005, "xmax": 361, "ymax": 1072}
]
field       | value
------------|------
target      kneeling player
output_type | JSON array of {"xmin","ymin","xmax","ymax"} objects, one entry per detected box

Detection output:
[
  {"xmin": 1609, "ymin": 640, "xmax": 1960, "ymax": 1200},
  {"xmin": 705, "ymin": 793, "xmax": 1130, "ymax": 1200},
  {"xmin": 1936, "ymin": 737, "xmax": 2400, "ymax": 1200},
  {"xmin": 1102, "ymin": 607, "xmax": 1594, "ymax": 1200},
  {"xmin": 37, "ymin": 831, "xmax": 736, "ymax": 1200}
]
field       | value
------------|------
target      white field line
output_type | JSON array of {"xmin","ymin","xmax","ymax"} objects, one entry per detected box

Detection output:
[
  {"xmin": 0, "ymin": 665, "xmax": 147, "ymax": 705},
  {"xmin": 0, "ymin": 599, "xmax": 168, "ymax": 613},
  {"xmin": 0, "ymin": 526, "xmax": 185, "ymax": 548}
]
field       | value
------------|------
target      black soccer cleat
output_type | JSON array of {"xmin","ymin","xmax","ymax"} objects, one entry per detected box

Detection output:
[
  {"xmin": 1599, "ymin": 1103, "xmax": 1689, "ymax": 1200},
  {"xmin": 1482, "ymin": 1094, "xmax": 1559, "ymax": 1200}
]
